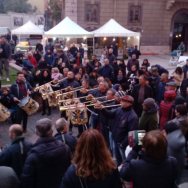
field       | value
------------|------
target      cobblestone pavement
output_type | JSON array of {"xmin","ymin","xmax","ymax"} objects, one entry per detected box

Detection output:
[{"xmin": 0, "ymin": 55, "xmax": 188, "ymax": 186}]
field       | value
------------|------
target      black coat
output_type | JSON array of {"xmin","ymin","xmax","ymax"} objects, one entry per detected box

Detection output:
[
  {"xmin": 0, "ymin": 92, "xmax": 14, "ymax": 108},
  {"xmin": 120, "ymin": 150, "xmax": 178, "ymax": 188},
  {"xmin": 0, "ymin": 136, "xmax": 32, "ymax": 178},
  {"xmin": 180, "ymin": 78, "xmax": 188, "ymax": 98},
  {"xmin": 54, "ymin": 132, "xmax": 77, "ymax": 153},
  {"xmin": 21, "ymin": 137, "xmax": 71, "ymax": 188},
  {"xmin": 132, "ymin": 84, "xmax": 153, "ymax": 117},
  {"xmin": 61, "ymin": 165, "xmax": 122, "ymax": 188},
  {"xmin": 98, "ymin": 65, "xmax": 114, "ymax": 81}
]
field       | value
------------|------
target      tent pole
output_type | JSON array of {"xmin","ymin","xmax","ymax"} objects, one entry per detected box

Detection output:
[{"xmin": 93, "ymin": 37, "xmax": 95, "ymax": 55}]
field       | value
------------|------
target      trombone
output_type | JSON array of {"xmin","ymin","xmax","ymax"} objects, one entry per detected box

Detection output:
[
  {"xmin": 86, "ymin": 99, "xmax": 115, "ymax": 106},
  {"xmin": 59, "ymin": 103, "xmax": 121, "ymax": 111},
  {"xmin": 57, "ymin": 87, "xmax": 99, "ymax": 102},
  {"xmin": 34, "ymin": 77, "xmax": 67, "ymax": 92}
]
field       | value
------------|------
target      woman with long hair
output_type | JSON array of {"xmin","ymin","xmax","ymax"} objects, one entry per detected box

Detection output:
[
  {"xmin": 172, "ymin": 67, "xmax": 184, "ymax": 87},
  {"xmin": 61, "ymin": 129, "xmax": 122, "ymax": 188}
]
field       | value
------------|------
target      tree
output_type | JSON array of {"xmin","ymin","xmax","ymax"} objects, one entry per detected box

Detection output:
[
  {"xmin": 0, "ymin": 0, "xmax": 5, "ymax": 13},
  {"xmin": 0, "ymin": 0, "xmax": 36, "ymax": 13},
  {"xmin": 49, "ymin": 0, "xmax": 62, "ymax": 24}
]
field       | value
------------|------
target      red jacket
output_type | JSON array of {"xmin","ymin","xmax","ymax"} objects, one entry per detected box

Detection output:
[
  {"xmin": 159, "ymin": 101, "xmax": 173, "ymax": 129},
  {"xmin": 28, "ymin": 56, "xmax": 37, "ymax": 68}
]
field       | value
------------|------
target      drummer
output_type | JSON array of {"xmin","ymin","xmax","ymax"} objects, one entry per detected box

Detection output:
[
  {"xmin": 0, "ymin": 87, "xmax": 16, "ymax": 122},
  {"xmin": 10, "ymin": 72, "xmax": 32, "ymax": 132}
]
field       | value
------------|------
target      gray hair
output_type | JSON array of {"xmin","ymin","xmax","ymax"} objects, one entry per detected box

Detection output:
[
  {"xmin": 36, "ymin": 118, "xmax": 52, "ymax": 137},
  {"xmin": 55, "ymin": 118, "xmax": 68, "ymax": 132}
]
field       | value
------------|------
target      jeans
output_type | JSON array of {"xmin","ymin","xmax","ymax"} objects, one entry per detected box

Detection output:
[
  {"xmin": 0, "ymin": 58, "xmax": 9, "ymax": 78},
  {"xmin": 89, "ymin": 113, "xmax": 99, "ymax": 129},
  {"xmin": 114, "ymin": 142, "xmax": 126, "ymax": 166}
]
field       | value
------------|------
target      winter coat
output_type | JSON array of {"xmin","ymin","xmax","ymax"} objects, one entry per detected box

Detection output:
[
  {"xmin": 182, "ymin": 64, "xmax": 188, "ymax": 78},
  {"xmin": 120, "ymin": 150, "xmax": 178, "ymax": 188},
  {"xmin": 132, "ymin": 84, "xmax": 153, "ymax": 117},
  {"xmin": 165, "ymin": 123, "xmax": 186, "ymax": 181},
  {"xmin": 21, "ymin": 137, "xmax": 71, "ymax": 188},
  {"xmin": 0, "ymin": 166, "xmax": 20, "ymax": 188},
  {"xmin": 54, "ymin": 132, "xmax": 77, "ymax": 153},
  {"xmin": 156, "ymin": 81, "xmax": 167, "ymax": 103},
  {"xmin": 102, "ymin": 107, "xmax": 138, "ymax": 148},
  {"xmin": 98, "ymin": 64, "xmax": 114, "ymax": 81},
  {"xmin": 60, "ymin": 165, "xmax": 122, "ymax": 188},
  {"xmin": 139, "ymin": 111, "xmax": 158, "ymax": 132},
  {"xmin": 180, "ymin": 78, "xmax": 188, "ymax": 98},
  {"xmin": 0, "ymin": 136, "xmax": 32, "ymax": 178},
  {"xmin": 159, "ymin": 101, "xmax": 173, "ymax": 129}
]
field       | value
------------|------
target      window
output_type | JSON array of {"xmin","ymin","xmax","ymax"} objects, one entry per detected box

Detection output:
[
  {"xmin": 128, "ymin": 4, "xmax": 142, "ymax": 24},
  {"xmin": 85, "ymin": 2, "xmax": 100, "ymax": 24}
]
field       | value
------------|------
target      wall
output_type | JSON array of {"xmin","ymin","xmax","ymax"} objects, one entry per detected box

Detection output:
[
  {"xmin": 0, "ymin": 12, "xmax": 44, "ymax": 30},
  {"xmin": 64, "ymin": 0, "xmax": 188, "ymax": 54}
]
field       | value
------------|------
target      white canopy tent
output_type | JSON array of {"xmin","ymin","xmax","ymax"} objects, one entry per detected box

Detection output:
[
  {"xmin": 92, "ymin": 18, "xmax": 140, "ymax": 37},
  {"xmin": 11, "ymin": 21, "xmax": 44, "ymax": 35},
  {"xmin": 45, "ymin": 17, "xmax": 93, "ymax": 38}
]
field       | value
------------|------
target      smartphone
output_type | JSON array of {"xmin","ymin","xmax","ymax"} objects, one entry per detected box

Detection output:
[{"xmin": 128, "ymin": 130, "xmax": 146, "ymax": 147}]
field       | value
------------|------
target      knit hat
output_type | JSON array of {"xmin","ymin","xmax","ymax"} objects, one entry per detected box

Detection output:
[
  {"xmin": 143, "ymin": 98, "xmax": 158, "ymax": 112},
  {"xmin": 121, "ymin": 95, "xmax": 134, "ymax": 104},
  {"xmin": 115, "ymin": 90, "xmax": 126, "ymax": 98},
  {"xmin": 175, "ymin": 96, "xmax": 186, "ymax": 106},
  {"xmin": 164, "ymin": 90, "xmax": 176, "ymax": 101}
]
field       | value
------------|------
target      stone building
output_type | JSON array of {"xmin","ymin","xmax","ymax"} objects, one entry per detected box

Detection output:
[{"xmin": 61, "ymin": 0, "xmax": 188, "ymax": 54}]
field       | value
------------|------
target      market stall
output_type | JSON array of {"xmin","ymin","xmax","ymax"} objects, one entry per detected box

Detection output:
[
  {"xmin": 92, "ymin": 18, "xmax": 140, "ymax": 58},
  {"xmin": 45, "ymin": 17, "xmax": 93, "ymax": 38}
]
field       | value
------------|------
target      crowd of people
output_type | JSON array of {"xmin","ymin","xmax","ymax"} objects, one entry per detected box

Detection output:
[{"xmin": 0, "ymin": 37, "xmax": 188, "ymax": 187}]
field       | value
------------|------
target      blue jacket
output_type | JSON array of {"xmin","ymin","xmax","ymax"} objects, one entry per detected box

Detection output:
[
  {"xmin": 61, "ymin": 165, "xmax": 122, "ymax": 188},
  {"xmin": 120, "ymin": 150, "xmax": 178, "ymax": 188},
  {"xmin": 102, "ymin": 107, "xmax": 138, "ymax": 148},
  {"xmin": 60, "ymin": 79, "xmax": 80, "ymax": 89},
  {"xmin": 54, "ymin": 132, "xmax": 77, "ymax": 153},
  {"xmin": 21, "ymin": 137, "xmax": 71, "ymax": 188},
  {"xmin": 0, "ymin": 136, "xmax": 32, "ymax": 178},
  {"xmin": 98, "ymin": 65, "xmax": 114, "ymax": 80}
]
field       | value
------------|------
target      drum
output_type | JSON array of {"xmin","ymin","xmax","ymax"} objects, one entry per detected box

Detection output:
[
  {"xmin": 0, "ymin": 103, "xmax": 11, "ymax": 122},
  {"xmin": 39, "ymin": 83, "xmax": 53, "ymax": 100},
  {"xmin": 69, "ymin": 103, "xmax": 88, "ymax": 125},
  {"xmin": 18, "ymin": 97, "xmax": 39, "ymax": 115}
]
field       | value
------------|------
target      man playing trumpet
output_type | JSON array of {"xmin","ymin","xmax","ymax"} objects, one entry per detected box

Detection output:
[{"xmin": 95, "ymin": 95, "xmax": 138, "ymax": 165}]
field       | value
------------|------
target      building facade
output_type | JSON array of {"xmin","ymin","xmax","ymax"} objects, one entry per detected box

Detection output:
[{"xmin": 63, "ymin": 0, "xmax": 188, "ymax": 54}]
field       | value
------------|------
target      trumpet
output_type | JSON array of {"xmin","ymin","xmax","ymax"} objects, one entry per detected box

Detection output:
[
  {"xmin": 55, "ymin": 86, "xmax": 83, "ymax": 97},
  {"xmin": 86, "ymin": 99, "xmax": 115, "ymax": 106},
  {"xmin": 59, "ymin": 102, "xmax": 120, "ymax": 111},
  {"xmin": 57, "ymin": 88, "xmax": 98, "ymax": 103},
  {"xmin": 34, "ymin": 77, "xmax": 67, "ymax": 92}
]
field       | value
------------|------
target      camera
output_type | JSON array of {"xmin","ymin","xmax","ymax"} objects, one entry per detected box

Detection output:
[{"xmin": 128, "ymin": 130, "xmax": 146, "ymax": 147}]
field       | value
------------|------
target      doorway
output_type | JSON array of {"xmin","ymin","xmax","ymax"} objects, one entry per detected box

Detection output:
[{"xmin": 171, "ymin": 9, "xmax": 188, "ymax": 52}]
